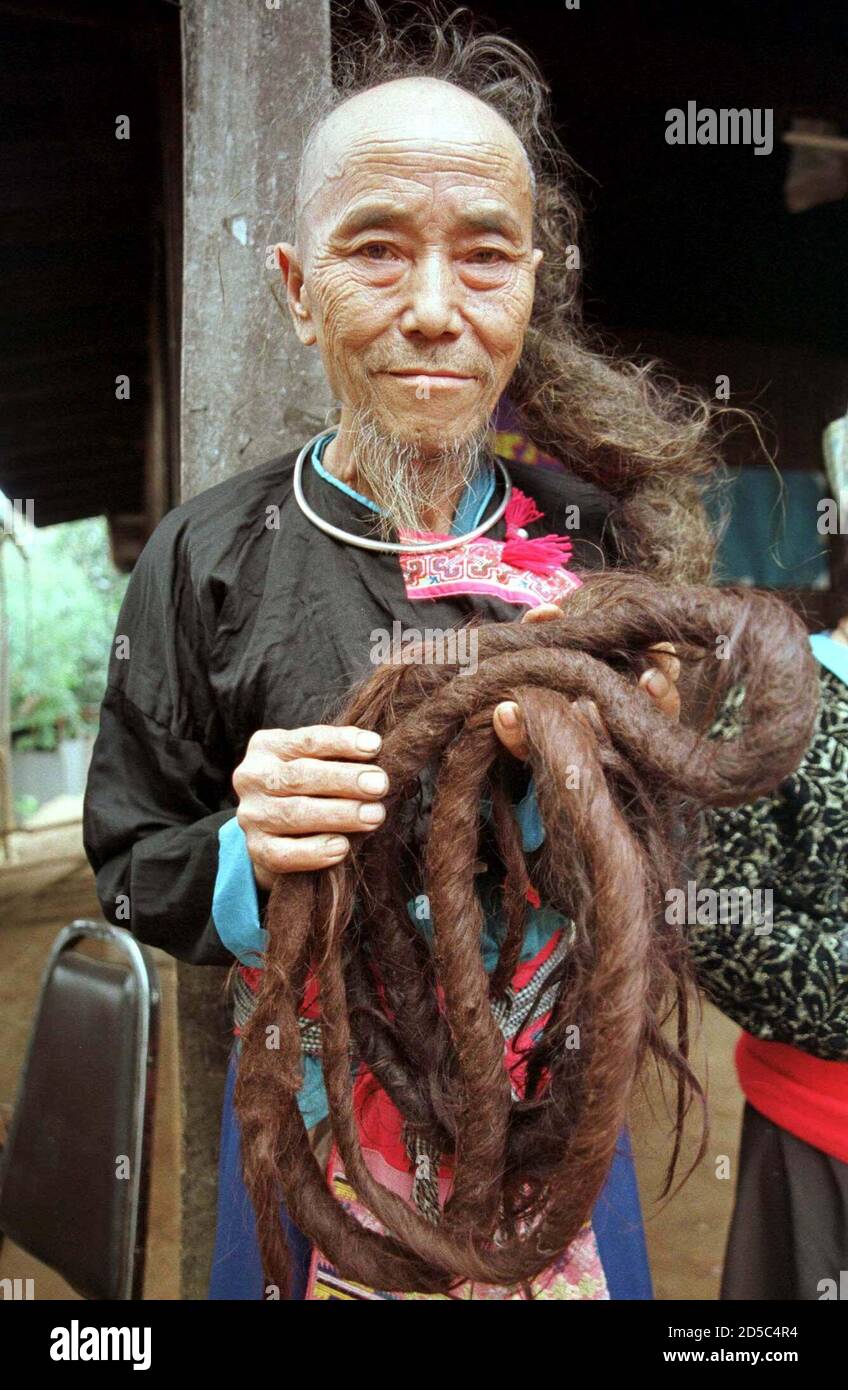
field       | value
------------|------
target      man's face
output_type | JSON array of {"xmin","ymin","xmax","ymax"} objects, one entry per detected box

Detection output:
[{"xmin": 277, "ymin": 78, "xmax": 543, "ymax": 458}]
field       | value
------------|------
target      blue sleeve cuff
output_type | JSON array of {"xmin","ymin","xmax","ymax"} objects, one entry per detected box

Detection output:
[
  {"xmin": 212, "ymin": 816, "xmax": 268, "ymax": 966},
  {"xmin": 515, "ymin": 775, "xmax": 545, "ymax": 852},
  {"xmin": 810, "ymin": 631, "xmax": 848, "ymax": 688}
]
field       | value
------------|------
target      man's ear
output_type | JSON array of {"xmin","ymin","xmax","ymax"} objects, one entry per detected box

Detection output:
[{"xmin": 274, "ymin": 241, "xmax": 316, "ymax": 345}]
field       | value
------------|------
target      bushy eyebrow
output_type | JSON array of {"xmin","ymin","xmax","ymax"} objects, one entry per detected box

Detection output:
[
  {"xmin": 334, "ymin": 198, "xmax": 525, "ymax": 244},
  {"xmin": 457, "ymin": 208, "xmax": 523, "ymax": 241},
  {"xmin": 334, "ymin": 201, "xmax": 406, "ymax": 238}
]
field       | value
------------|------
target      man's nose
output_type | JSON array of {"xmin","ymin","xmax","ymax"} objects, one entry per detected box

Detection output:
[{"xmin": 399, "ymin": 250, "xmax": 462, "ymax": 339}]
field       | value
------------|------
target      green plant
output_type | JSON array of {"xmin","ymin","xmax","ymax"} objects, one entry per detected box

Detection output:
[{"xmin": 5, "ymin": 517, "xmax": 129, "ymax": 751}]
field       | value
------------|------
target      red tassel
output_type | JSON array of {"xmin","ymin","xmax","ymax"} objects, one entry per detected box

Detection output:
[
  {"xmin": 504, "ymin": 487, "xmax": 544, "ymax": 537},
  {"xmin": 500, "ymin": 534, "xmax": 573, "ymax": 575},
  {"xmin": 501, "ymin": 487, "xmax": 573, "ymax": 574}
]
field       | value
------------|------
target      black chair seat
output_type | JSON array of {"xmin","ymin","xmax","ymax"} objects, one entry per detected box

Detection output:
[{"xmin": 0, "ymin": 921, "xmax": 159, "ymax": 1300}]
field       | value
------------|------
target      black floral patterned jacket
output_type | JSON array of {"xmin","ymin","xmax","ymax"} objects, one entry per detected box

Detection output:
[{"xmin": 690, "ymin": 667, "xmax": 848, "ymax": 1060}]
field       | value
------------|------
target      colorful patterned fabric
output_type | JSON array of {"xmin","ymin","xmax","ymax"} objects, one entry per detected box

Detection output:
[
  {"xmin": 207, "ymin": 1047, "xmax": 651, "ymax": 1300},
  {"xmin": 398, "ymin": 535, "xmax": 581, "ymax": 608},
  {"xmin": 305, "ymin": 1146, "xmax": 609, "ymax": 1301}
]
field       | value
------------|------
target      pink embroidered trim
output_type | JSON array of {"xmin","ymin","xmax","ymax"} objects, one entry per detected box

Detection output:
[
  {"xmin": 399, "ymin": 535, "xmax": 581, "ymax": 608},
  {"xmin": 397, "ymin": 486, "xmax": 578, "ymax": 603}
]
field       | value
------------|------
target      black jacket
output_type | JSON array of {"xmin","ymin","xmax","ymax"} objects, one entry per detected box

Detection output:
[{"xmin": 82, "ymin": 442, "xmax": 617, "ymax": 966}]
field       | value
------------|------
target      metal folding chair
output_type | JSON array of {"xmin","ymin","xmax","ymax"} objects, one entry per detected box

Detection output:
[{"xmin": 0, "ymin": 920, "xmax": 160, "ymax": 1299}]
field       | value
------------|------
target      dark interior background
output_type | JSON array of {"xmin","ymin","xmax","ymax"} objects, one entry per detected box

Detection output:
[{"xmin": 0, "ymin": 0, "xmax": 180, "ymax": 561}]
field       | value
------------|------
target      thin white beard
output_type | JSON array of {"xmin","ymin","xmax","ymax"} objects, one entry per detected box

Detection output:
[{"xmin": 344, "ymin": 406, "xmax": 492, "ymax": 539}]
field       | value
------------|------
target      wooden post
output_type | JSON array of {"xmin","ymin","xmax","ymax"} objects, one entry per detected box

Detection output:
[{"xmin": 178, "ymin": 0, "xmax": 333, "ymax": 1300}]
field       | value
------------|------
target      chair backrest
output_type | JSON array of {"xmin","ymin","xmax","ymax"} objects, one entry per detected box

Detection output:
[{"xmin": 0, "ymin": 920, "xmax": 159, "ymax": 1300}]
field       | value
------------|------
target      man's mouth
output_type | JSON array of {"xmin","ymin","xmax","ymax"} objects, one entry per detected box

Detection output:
[{"xmin": 380, "ymin": 369, "xmax": 477, "ymax": 389}]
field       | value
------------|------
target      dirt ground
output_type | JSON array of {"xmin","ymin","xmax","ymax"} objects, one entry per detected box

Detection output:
[{"xmin": 631, "ymin": 1002, "xmax": 743, "ymax": 1300}]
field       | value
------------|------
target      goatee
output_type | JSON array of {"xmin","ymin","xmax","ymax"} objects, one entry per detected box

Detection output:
[{"xmin": 344, "ymin": 405, "xmax": 492, "ymax": 540}]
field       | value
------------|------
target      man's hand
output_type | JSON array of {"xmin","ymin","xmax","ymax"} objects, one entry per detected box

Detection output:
[
  {"xmin": 232, "ymin": 725, "xmax": 388, "ymax": 890},
  {"xmin": 493, "ymin": 602, "xmax": 682, "ymax": 761}
]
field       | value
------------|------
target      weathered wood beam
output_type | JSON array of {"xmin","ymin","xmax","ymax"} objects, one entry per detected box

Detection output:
[{"xmin": 178, "ymin": 0, "xmax": 333, "ymax": 1301}]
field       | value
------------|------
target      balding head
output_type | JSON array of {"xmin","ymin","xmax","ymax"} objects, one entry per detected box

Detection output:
[{"xmin": 295, "ymin": 76, "xmax": 535, "ymax": 263}]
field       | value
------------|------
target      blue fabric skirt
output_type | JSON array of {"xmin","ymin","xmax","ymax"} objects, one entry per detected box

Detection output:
[{"xmin": 209, "ymin": 1047, "xmax": 653, "ymax": 1300}]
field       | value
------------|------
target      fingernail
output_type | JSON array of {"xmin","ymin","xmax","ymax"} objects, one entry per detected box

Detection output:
[
  {"xmin": 356, "ymin": 731, "xmax": 382, "ymax": 751},
  {"xmin": 358, "ymin": 770, "xmax": 388, "ymax": 794},
  {"xmin": 325, "ymin": 837, "xmax": 348, "ymax": 854},
  {"xmin": 499, "ymin": 704, "xmax": 518, "ymax": 728},
  {"xmin": 359, "ymin": 803, "xmax": 385, "ymax": 824},
  {"xmin": 645, "ymin": 670, "xmax": 667, "ymax": 697}
]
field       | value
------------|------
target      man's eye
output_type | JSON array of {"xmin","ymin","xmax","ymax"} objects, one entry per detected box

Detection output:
[
  {"xmin": 467, "ymin": 249, "xmax": 505, "ymax": 265},
  {"xmin": 359, "ymin": 242, "xmax": 396, "ymax": 261}
]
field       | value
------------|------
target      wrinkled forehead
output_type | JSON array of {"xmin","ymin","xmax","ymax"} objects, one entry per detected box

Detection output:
[{"xmin": 294, "ymin": 78, "xmax": 536, "ymax": 252}]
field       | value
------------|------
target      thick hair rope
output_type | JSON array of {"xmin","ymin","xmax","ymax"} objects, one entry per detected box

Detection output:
[{"xmin": 234, "ymin": 573, "xmax": 820, "ymax": 1297}]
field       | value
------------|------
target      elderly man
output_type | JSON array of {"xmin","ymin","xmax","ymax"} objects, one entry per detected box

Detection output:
[{"xmin": 84, "ymin": 21, "xmax": 703, "ymax": 1301}]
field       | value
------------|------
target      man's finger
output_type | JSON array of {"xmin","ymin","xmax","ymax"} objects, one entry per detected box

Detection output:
[
  {"xmin": 493, "ymin": 701, "xmax": 529, "ymax": 760},
  {"xmin": 638, "ymin": 666, "xmax": 681, "ymax": 721},
  {"xmin": 238, "ymin": 793, "xmax": 386, "ymax": 837},
  {"xmin": 251, "ymin": 831, "xmax": 353, "ymax": 878},
  {"xmin": 645, "ymin": 641, "xmax": 681, "ymax": 686},
  {"xmin": 520, "ymin": 603, "xmax": 562, "ymax": 625},
  {"xmin": 259, "ymin": 758, "xmax": 389, "ymax": 799},
  {"xmin": 252, "ymin": 725, "xmax": 383, "ymax": 760}
]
